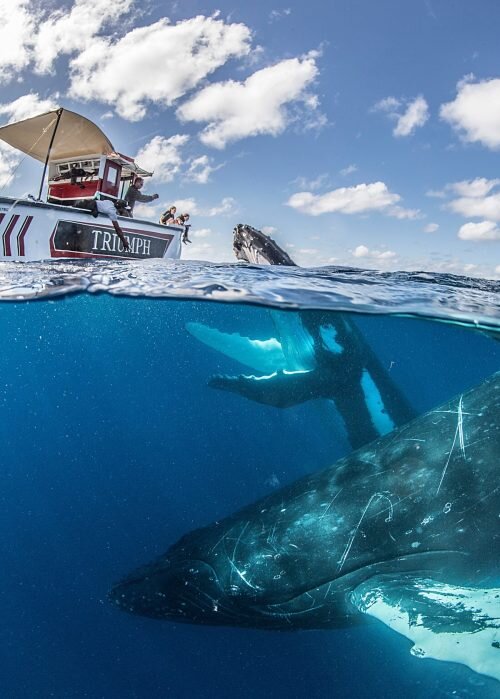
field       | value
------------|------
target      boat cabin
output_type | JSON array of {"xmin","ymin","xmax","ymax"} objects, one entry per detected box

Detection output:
[{"xmin": 47, "ymin": 152, "xmax": 151, "ymax": 206}]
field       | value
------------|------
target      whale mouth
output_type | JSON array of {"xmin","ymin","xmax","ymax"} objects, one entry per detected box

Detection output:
[{"xmin": 109, "ymin": 558, "xmax": 233, "ymax": 622}]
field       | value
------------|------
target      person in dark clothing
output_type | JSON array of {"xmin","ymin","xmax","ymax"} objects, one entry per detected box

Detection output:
[
  {"xmin": 124, "ymin": 177, "xmax": 159, "ymax": 216},
  {"xmin": 175, "ymin": 213, "xmax": 192, "ymax": 244},
  {"xmin": 159, "ymin": 205, "xmax": 177, "ymax": 225}
]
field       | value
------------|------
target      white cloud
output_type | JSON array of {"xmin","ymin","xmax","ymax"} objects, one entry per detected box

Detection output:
[
  {"xmin": 372, "ymin": 96, "xmax": 401, "ymax": 112},
  {"xmin": 496, "ymin": 265, "xmax": 500, "ymax": 274},
  {"xmin": 69, "ymin": 15, "xmax": 252, "ymax": 120},
  {"xmin": 0, "ymin": 93, "xmax": 58, "ymax": 123},
  {"xmin": 448, "ymin": 191, "xmax": 500, "ymax": 221},
  {"xmin": 0, "ymin": 0, "xmax": 35, "ymax": 83},
  {"xmin": 393, "ymin": 96, "xmax": 429, "ymax": 137},
  {"xmin": 0, "ymin": 93, "xmax": 59, "ymax": 188},
  {"xmin": 181, "ymin": 229, "xmax": 233, "ymax": 262},
  {"xmin": 191, "ymin": 227, "xmax": 212, "ymax": 238},
  {"xmin": 167, "ymin": 196, "xmax": 237, "ymax": 217},
  {"xmin": 134, "ymin": 136, "xmax": 222, "ymax": 185},
  {"xmin": 177, "ymin": 55, "xmax": 321, "ymax": 149},
  {"xmin": 352, "ymin": 245, "xmax": 369, "ymax": 257},
  {"xmin": 448, "ymin": 177, "xmax": 500, "ymax": 198},
  {"xmin": 298, "ymin": 248, "xmax": 319, "ymax": 255},
  {"xmin": 286, "ymin": 181, "xmax": 419, "ymax": 218},
  {"xmin": 135, "ymin": 134, "xmax": 189, "ymax": 183},
  {"xmin": 431, "ymin": 260, "xmax": 479, "ymax": 274},
  {"xmin": 291, "ymin": 173, "xmax": 329, "ymax": 191},
  {"xmin": 0, "ymin": 0, "xmax": 134, "ymax": 84},
  {"xmin": 0, "ymin": 143, "xmax": 22, "ymax": 188},
  {"xmin": 440, "ymin": 77, "xmax": 500, "ymax": 149},
  {"xmin": 423, "ymin": 223, "xmax": 439, "ymax": 233},
  {"xmin": 389, "ymin": 205, "xmax": 421, "ymax": 220},
  {"xmin": 352, "ymin": 245, "xmax": 396, "ymax": 260},
  {"xmin": 373, "ymin": 94, "xmax": 429, "ymax": 137},
  {"xmin": 426, "ymin": 188, "xmax": 446, "ymax": 198},
  {"xmin": 431, "ymin": 178, "xmax": 500, "ymax": 226},
  {"xmin": 340, "ymin": 164, "xmax": 358, "ymax": 176},
  {"xmin": 262, "ymin": 226, "xmax": 277, "ymax": 235},
  {"xmin": 269, "ymin": 8, "xmax": 292, "ymax": 22},
  {"xmin": 185, "ymin": 155, "xmax": 223, "ymax": 184},
  {"xmin": 169, "ymin": 197, "xmax": 197, "ymax": 214},
  {"xmin": 32, "ymin": 0, "xmax": 133, "ymax": 75},
  {"xmin": 458, "ymin": 220, "xmax": 500, "ymax": 241},
  {"xmin": 205, "ymin": 197, "xmax": 237, "ymax": 216},
  {"xmin": 133, "ymin": 200, "xmax": 162, "ymax": 220},
  {"xmin": 182, "ymin": 241, "xmax": 217, "ymax": 260}
]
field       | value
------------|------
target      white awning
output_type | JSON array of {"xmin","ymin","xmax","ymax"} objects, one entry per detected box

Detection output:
[{"xmin": 0, "ymin": 108, "xmax": 114, "ymax": 163}]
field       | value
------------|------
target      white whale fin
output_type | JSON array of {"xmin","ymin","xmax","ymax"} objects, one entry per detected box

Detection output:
[
  {"xmin": 351, "ymin": 574, "xmax": 500, "ymax": 683},
  {"xmin": 186, "ymin": 322, "xmax": 287, "ymax": 373}
]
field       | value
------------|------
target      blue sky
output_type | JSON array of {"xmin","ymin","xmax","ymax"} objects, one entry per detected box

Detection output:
[{"xmin": 0, "ymin": 0, "xmax": 499, "ymax": 277}]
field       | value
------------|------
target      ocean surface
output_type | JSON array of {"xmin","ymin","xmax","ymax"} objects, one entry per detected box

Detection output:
[{"xmin": 0, "ymin": 259, "xmax": 499, "ymax": 699}]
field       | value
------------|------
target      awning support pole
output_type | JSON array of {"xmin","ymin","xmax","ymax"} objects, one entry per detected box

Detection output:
[{"xmin": 37, "ymin": 107, "xmax": 63, "ymax": 201}]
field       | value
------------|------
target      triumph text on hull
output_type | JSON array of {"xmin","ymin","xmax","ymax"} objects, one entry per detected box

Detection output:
[{"xmin": 0, "ymin": 108, "xmax": 183, "ymax": 261}]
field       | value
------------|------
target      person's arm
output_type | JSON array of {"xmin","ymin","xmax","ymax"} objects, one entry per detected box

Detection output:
[
  {"xmin": 112, "ymin": 220, "xmax": 130, "ymax": 251},
  {"xmin": 135, "ymin": 191, "xmax": 159, "ymax": 203}
]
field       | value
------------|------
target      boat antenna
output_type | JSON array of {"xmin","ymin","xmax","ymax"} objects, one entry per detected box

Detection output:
[{"xmin": 37, "ymin": 107, "xmax": 63, "ymax": 201}]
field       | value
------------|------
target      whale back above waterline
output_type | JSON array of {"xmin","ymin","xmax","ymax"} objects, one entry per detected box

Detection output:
[{"xmin": 110, "ymin": 372, "xmax": 500, "ymax": 682}]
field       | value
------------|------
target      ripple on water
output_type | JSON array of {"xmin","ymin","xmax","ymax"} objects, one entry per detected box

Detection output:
[{"xmin": 0, "ymin": 259, "xmax": 498, "ymax": 333}]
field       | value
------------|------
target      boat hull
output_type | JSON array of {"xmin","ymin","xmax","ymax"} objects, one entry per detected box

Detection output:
[{"xmin": 0, "ymin": 197, "xmax": 182, "ymax": 261}]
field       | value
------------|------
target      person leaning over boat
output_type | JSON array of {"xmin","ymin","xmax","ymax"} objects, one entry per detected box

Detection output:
[
  {"xmin": 93, "ymin": 198, "xmax": 130, "ymax": 252},
  {"xmin": 175, "ymin": 213, "xmax": 192, "ymax": 243},
  {"xmin": 124, "ymin": 176, "xmax": 159, "ymax": 216},
  {"xmin": 159, "ymin": 205, "xmax": 176, "ymax": 225}
]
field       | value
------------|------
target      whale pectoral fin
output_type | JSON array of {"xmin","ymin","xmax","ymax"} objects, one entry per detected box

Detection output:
[
  {"xmin": 351, "ymin": 574, "xmax": 500, "ymax": 683},
  {"xmin": 186, "ymin": 322, "xmax": 286, "ymax": 373},
  {"xmin": 209, "ymin": 370, "xmax": 317, "ymax": 408}
]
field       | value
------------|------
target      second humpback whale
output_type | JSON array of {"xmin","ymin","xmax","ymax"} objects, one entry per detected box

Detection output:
[
  {"xmin": 110, "ymin": 373, "xmax": 500, "ymax": 683},
  {"xmin": 187, "ymin": 224, "xmax": 415, "ymax": 450}
]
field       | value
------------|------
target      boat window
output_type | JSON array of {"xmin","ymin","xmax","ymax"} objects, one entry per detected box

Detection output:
[
  {"xmin": 55, "ymin": 160, "xmax": 100, "ymax": 179},
  {"xmin": 105, "ymin": 163, "xmax": 120, "ymax": 186}
]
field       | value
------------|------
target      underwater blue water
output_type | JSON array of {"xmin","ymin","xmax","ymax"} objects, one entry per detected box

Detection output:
[{"xmin": 0, "ymin": 260, "xmax": 499, "ymax": 698}]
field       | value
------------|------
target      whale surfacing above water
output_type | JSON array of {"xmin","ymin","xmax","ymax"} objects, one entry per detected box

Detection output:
[{"xmin": 110, "ymin": 373, "xmax": 500, "ymax": 683}]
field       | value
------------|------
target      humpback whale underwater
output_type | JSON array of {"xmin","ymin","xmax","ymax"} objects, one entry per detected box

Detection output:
[
  {"xmin": 187, "ymin": 225, "xmax": 416, "ymax": 450},
  {"xmin": 110, "ymin": 371, "xmax": 500, "ymax": 683}
]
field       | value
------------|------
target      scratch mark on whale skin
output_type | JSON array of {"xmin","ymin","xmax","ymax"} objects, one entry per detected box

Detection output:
[{"xmin": 337, "ymin": 492, "xmax": 394, "ymax": 573}]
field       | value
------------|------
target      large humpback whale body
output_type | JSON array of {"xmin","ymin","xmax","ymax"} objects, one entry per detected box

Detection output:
[
  {"xmin": 187, "ymin": 224, "xmax": 415, "ymax": 450},
  {"xmin": 111, "ymin": 373, "xmax": 500, "ymax": 682}
]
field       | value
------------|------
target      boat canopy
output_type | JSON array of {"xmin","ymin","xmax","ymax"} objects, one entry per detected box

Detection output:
[
  {"xmin": 0, "ymin": 108, "xmax": 116, "ymax": 163},
  {"xmin": 0, "ymin": 108, "xmax": 153, "ymax": 177}
]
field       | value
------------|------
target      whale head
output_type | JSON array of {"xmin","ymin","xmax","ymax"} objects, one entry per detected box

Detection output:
[
  {"xmin": 109, "ymin": 554, "xmax": 234, "ymax": 624},
  {"xmin": 109, "ymin": 515, "xmax": 468, "ymax": 630},
  {"xmin": 233, "ymin": 224, "xmax": 296, "ymax": 266}
]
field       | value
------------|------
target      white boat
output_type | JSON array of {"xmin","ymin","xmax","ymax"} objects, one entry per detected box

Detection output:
[{"xmin": 0, "ymin": 108, "xmax": 183, "ymax": 261}]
